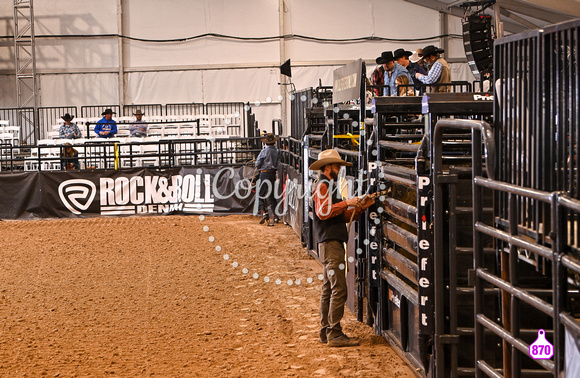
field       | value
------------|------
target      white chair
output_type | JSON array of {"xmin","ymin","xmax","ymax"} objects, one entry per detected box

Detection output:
[
  {"xmin": 138, "ymin": 137, "xmax": 161, "ymax": 167},
  {"xmin": 3, "ymin": 126, "xmax": 19, "ymax": 145},
  {"xmin": 147, "ymin": 124, "xmax": 164, "ymax": 137},
  {"xmin": 179, "ymin": 122, "xmax": 196, "ymax": 137},
  {"xmin": 210, "ymin": 114, "xmax": 227, "ymax": 136},
  {"xmin": 163, "ymin": 123, "xmax": 179, "ymax": 138},
  {"xmin": 119, "ymin": 140, "xmax": 141, "ymax": 168},
  {"xmin": 47, "ymin": 131, "xmax": 60, "ymax": 139},
  {"xmin": 225, "ymin": 113, "xmax": 242, "ymax": 136},
  {"xmin": 196, "ymin": 115, "xmax": 211, "ymax": 136}
]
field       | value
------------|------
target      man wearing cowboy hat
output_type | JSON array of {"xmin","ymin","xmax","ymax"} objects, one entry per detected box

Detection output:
[
  {"xmin": 94, "ymin": 108, "xmax": 118, "ymax": 138},
  {"xmin": 375, "ymin": 51, "xmax": 413, "ymax": 97},
  {"xmin": 370, "ymin": 53, "xmax": 386, "ymax": 96},
  {"xmin": 59, "ymin": 113, "xmax": 82, "ymax": 139},
  {"xmin": 310, "ymin": 149, "xmax": 374, "ymax": 347},
  {"xmin": 394, "ymin": 48, "xmax": 427, "ymax": 94},
  {"xmin": 129, "ymin": 109, "xmax": 148, "ymax": 137},
  {"xmin": 414, "ymin": 45, "xmax": 451, "ymax": 93},
  {"xmin": 255, "ymin": 133, "xmax": 281, "ymax": 225}
]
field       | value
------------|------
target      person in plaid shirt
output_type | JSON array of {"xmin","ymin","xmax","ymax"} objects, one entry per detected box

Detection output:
[{"xmin": 59, "ymin": 113, "xmax": 82, "ymax": 139}]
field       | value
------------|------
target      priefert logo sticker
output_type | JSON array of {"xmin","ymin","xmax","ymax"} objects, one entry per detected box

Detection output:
[{"xmin": 529, "ymin": 329, "xmax": 554, "ymax": 360}]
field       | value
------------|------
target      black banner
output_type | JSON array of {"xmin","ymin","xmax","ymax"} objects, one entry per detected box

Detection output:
[{"xmin": 0, "ymin": 166, "xmax": 260, "ymax": 219}]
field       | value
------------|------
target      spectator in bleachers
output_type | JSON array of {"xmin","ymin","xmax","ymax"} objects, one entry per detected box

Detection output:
[
  {"xmin": 414, "ymin": 45, "xmax": 451, "ymax": 93},
  {"xmin": 60, "ymin": 143, "xmax": 80, "ymax": 170},
  {"xmin": 129, "ymin": 109, "xmax": 148, "ymax": 137},
  {"xmin": 94, "ymin": 108, "xmax": 118, "ymax": 138},
  {"xmin": 255, "ymin": 133, "xmax": 280, "ymax": 226},
  {"xmin": 59, "ymin": 113, "xmax": 82, "ymax": 139},
  {"xmin": 376, "ymin": 51, "xmax": 413, "ymax": 96}
]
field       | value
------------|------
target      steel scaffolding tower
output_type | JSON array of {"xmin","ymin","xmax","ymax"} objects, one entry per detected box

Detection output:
[{"xmin": 13, "ymin": 0, "xmax": 38, "ymax": 142}]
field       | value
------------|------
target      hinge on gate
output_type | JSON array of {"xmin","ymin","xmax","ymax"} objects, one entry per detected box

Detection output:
[{"xmin": 467, "ymin": 269, "xmax": 476, "ymax": 287}]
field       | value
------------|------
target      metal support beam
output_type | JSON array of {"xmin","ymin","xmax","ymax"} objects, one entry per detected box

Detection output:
[
  {"xmin": 117, "ymin": 0, "xmax": 125, "ymax": 110},
  {"xmin": 500, "ymin": 8, "xmax": 539, "ymax": 30},
  {"xmin": 13, "ymin": 0, "xmax": 38, "ymax": 142},
  {"xmin": 499, "ymin": 0, "xmax": 573, "ymax": 24},
  {"xmin": 403, "ymin": 0, "xmax": 526, "ymax": 35},
  {"xmin": 279, "ymin": 0, "xmax": 287, "ymax": 135}
]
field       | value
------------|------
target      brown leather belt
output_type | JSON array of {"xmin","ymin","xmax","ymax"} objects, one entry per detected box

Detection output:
[{"xmin": 260, "ymin": 169, "xmax": 276, "ymax": 173}]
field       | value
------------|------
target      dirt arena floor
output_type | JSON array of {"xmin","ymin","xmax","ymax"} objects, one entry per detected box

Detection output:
[{"xmin": 0, "ymin": 214, "xmax": 415, "ymax": 377}]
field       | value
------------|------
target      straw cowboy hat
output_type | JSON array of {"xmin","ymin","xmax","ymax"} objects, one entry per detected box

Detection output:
[
  {"xmin": 309, "ymin": 149, "xmax": 353, "ymax": 171},
  {"xmin": 133, "ymin": 109, "xmax": 145, "ymax": 116},
  {"xmin": 261, "ymin": 133, "xmax": 280, "ymax": 144},
  {"xmin": 61, "ymin": 113, "xmax": 74, "ymax": 122},
  {"xmin": 409, "ymin": 50, "xmax": 422, "ymax": 63},
  {"xmin": 101, "ymin": 108, "xmax": 116, "ymax": 115}
]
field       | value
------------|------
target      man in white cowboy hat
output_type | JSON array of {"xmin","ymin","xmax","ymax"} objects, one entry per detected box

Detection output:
[
  {"xmin": 129, "ymin": 109, "xmax": 147, "ymax": 137},
  {"xmin": 310, "ymin": 148, "xmax": 374, "ymax": 347},
  {"xmin": 255, "ymin": 133, "xmax": 281, "ymax": 225},
  {"xmin": 59, "ymin": 113, "xmax": 82, "ymax": 139},
  {"xmin": 94, "ymin": 108, "xmax": 118, "ymax": 138}
]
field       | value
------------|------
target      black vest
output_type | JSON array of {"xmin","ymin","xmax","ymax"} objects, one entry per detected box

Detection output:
[{"xmin": 313, "ymin": 174, "xmax": 348, "ymax": 244}]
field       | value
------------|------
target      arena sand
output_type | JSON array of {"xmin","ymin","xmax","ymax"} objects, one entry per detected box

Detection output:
[{"xmin": 0, "ymin": 215, "xmax": 414, "ymax": 377}]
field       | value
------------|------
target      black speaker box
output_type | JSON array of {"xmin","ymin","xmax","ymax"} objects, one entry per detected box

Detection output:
[{"xmin": 463, "ymin": 14, "xmax": 493, "ymax": 80}]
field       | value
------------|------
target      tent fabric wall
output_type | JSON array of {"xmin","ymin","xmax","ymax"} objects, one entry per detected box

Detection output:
[{"xmin": 0, "ymin": 0, "xmax": 474, "ymax": 135}]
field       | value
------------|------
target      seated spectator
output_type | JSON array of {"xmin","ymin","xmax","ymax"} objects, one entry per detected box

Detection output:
[
  {"xmin": 94, "ymin": 108, "xmax": 118, "ymax": 138},
  {"xmin": 60, "ymin": 143, "xmax": 80, "ymax": 170},
  {"xmin": 129, "ymin": 109, "xmax": 147, "ymax": 137},
  {"xmin": 396, "ymin": 75, "xmax": 415, "ymax": 96},
  {"xmin": 59, "ymin": 113, "xmax": 82, "ymax": 139},
  {"xmin": 414, "ymin": 45, "xmax": 451, "ymax": 93}
]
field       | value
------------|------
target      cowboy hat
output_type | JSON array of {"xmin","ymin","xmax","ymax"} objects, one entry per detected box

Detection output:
[
  {"xmin": 261, "ymin": 133, "xmax": 280, "ymax": 144},
  {"xmin": 309, "ymin": 149, "xmax": 353, "ymax": 171},
  {"xmin": 409, "ymin": 50, "xmax": 422, "ymax": 63},
  {"xmin": 394, "ymin": 48, "xmax": 413, "ymax": 60},
  {"xmin": 375, "ymin": 51, "xmax": 395, "ymax": 65},
  {"xmin": 61, "ymin": 113, "xmax": 74, "ymax": 122},
  {"xmin": 101, "ymin": 108, "xmax": 116, "ymax": 116},
  {"xmin": 421, "ymin": 45, "xmax": 445, "ymax": 58},
  {"xmin": 133, "ymin": 109, "xmax": 145, "ymax": 116}
]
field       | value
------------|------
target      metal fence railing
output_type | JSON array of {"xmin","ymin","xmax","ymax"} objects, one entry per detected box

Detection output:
[{"xmin": 0, "ymin": 136, "xmax": 262, "ymax": 172}]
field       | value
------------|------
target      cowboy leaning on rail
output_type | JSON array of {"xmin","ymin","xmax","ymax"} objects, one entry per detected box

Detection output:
[{"xmin": 311, "ymin": 149, "xmax": 374, "ymax": 347}]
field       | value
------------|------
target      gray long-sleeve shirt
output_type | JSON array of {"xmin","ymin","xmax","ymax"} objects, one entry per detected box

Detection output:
[{"xmin": 255, "ymin": 145, "xmax": 279, "ymax": 170}]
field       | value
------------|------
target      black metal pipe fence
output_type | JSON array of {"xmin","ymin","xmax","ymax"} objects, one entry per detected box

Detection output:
[
  {"xmin": 123, "ymin": 104, "xmax": 163, "ymax": 118},
  {"xmin": 0, "ymin": 136, "xmax": 262, "ymax": 172}
]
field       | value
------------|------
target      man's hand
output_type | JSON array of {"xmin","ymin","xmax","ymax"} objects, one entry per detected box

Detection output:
[
  {"xmin": 359, "ymin": 195, "xmax": 375, "ymax": 209},
  {"xmin": 345, "ymin": 197, "xmax": 358, "ymax": 207}
]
